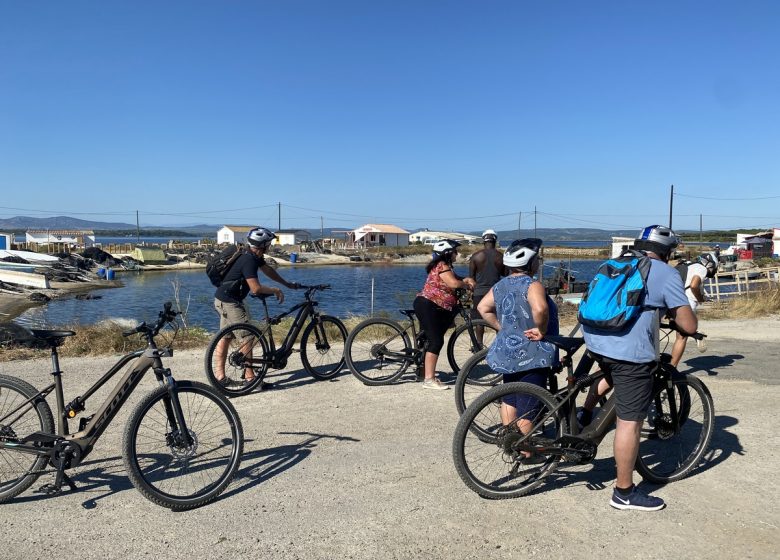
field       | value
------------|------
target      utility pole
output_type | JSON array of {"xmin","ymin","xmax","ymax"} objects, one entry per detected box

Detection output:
[
  {"xmin": 669, "ymin": 185, "xmax": 674, "ymax": 229},
  {"xmin": 278, "ymin": 202, "xmax": 281, "ymax": 231},
  {"xmin": 136, "ymin": 210, "xmax": 140, "ymax": 243},
  {"xmin": 534, "ymin": 206, "xmax": 537, "ymax": 238},
  {"xmin": 700, "ymin": 214, "xmax": 703, "ymax": 244},
  {"xmin": 320, "ymin": 216, "xmax": 324, "ymax": 238},
  {"xmin": 517, "ymin": 212, "xmax": 521, "ymax": 238}
]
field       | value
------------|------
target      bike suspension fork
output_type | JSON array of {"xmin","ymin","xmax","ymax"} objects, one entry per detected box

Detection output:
[{"xmin": 157, "ymin": 369, "xmax": 194, "ymax": 447}]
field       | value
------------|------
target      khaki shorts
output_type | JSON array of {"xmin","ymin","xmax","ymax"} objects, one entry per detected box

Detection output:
[{"xmin": 214, "ymin": 299, "xmax": 251, "ymax": 330}]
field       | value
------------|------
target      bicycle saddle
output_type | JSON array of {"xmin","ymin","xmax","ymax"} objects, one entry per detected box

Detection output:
[
  {"xmin": 30, "ymin": 329, "xmax": 77, "ymax": 346},
  {"xmin": 544, "ymin": 335, "xmax": 585, "ymax": 355},
  {"xmin": 399, "ymin": 309, "xmax": 416, "ymax": 319}
]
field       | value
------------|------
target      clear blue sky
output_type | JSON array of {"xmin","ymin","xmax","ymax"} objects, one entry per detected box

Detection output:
[{"xmin": 1, "ymin": 1, "xmax": 779, "ymax": 233}]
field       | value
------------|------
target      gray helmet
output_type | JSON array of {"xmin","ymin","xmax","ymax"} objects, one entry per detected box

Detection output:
[
  {"xmin": 698, "ymin": 253, "xmax": 718, "ymax": 278},
  {"xmin": 503, "ymin": 238, "xmax": 543, "ymax": 268},
  {"xmin": 634, "ymin": 225, "xmax": 680, "ymax": 258},
  {"xmin": 247, "ymin": 227, "xmax": 276, "ymax": 248},
  {"xmin": 432, "ymin": 239, "xmax": 461, "ymax": 259}
]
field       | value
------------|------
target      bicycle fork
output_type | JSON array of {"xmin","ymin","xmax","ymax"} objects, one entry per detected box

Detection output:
[{"xmin": 157, "ymin": 369, "xmax": 195, "ymax": 450}]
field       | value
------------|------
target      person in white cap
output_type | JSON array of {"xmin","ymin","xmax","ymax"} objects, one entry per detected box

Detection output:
[{"xmin": 468, "ymin": 229, "xmax": 506, "ymax": 344}]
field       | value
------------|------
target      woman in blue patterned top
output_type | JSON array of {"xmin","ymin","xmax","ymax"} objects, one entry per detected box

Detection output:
[{"xmin": 477, "ymin": 238, "xmax": 558, "ymax": 431}]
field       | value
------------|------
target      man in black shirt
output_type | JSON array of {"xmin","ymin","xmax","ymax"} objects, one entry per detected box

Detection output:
[
  {"xmin": 469, "ymin": 229, "xmax": 506, "ymax": 344},
  {"xmin": 213, "ymin": 227, "xmax": 298, "ymax": 388}
]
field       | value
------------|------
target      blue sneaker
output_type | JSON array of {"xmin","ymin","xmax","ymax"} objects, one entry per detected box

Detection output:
[{"xmin": 610, "ymin": 486, "xmax": 665, "ymax": 511}]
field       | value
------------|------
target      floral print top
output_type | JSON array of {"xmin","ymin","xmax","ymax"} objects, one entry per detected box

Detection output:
[
  {"xmin": 419, "ymin": 261, "xmax": 458, "ymax": 311},
  {"xmin": 486, "ymin": 275, "xmax": 558, "ymax": 374}
]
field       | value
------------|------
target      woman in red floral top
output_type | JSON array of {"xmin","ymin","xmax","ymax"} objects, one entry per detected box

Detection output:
[{"xmin": 413, "ymin": 239, "xmax": 475, "ymax": 390}]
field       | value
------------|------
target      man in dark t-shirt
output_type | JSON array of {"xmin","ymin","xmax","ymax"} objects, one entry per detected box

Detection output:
[
  {"xmin": 213, "ymin": 227, "xmax": 298, "ymax": 388},
  {"xmin": 468, "ymin": 229, "xmax": 506, "ymax": 344}
]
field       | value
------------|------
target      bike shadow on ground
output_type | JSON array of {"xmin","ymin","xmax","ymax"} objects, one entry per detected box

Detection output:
[
  {"xmin": 523, "ymin": 415, "xmax": 743, "ymax": 496},
  {"xmin": 679, "ymin": 354, "xmax": 745, "ymax": 376},
  {"xmin": 249, "ymin": 366, "xmax": 352, "ymax": 393},
  {"xmin": 220, "ymin": 431, "xmax": 360, "ymax": 501},
  {"xmin": 12, "ymin": 431, "xmax": 358, "ymax": 510}
]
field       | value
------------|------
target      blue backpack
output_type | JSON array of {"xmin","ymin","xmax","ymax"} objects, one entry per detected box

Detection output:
[{"xmin": 578, "ymin": 250, "xmax": 651, "ymax": 331}]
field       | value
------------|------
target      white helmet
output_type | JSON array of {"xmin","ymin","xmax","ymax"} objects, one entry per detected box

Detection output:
[
  {"xmin": 247, "ymin": 227, "xmax": 276, "ymax": 248},
  {"xmin": 503, "ymin": 238, "xmax": 543, "ymax": 268},
  {"xmin": 634, "ymin": 225, "xmax": 680, "ymax": 258},
  {"xmin": 432, "ymin": 239, "xmax": 461, "ymax": 259},
  {"xmin": 698, "ymin": 253, "xmax": 718, "ymax": 278},
  {"xmin": 482, "ymin": 229, "xmax": 497, "ymax": 242}
]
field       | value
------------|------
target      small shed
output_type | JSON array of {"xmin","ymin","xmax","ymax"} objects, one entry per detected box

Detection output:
[
  {"xmin": 217, "ymin": 225, "xmax": 256, "ymax": 245},
  {"xmin": 0, "ymin": 232, "xmax": 13, "ymax": 250},
  {"xmin": 743, "ymin": 236, "xmax": 774, "ymax": 258},
  {"xmin": 130, "ymin": 247, "xmax": 168, "ymax": 264},
  {"xmin": 273, "ymin": 229, "xmax": 311, "ymax": 246},
  {"xmin": 348, "ymin": 224, "xmax": 410, "ymax": 248},
  {"xmin": 611, "ymin": 237, "xmax": 635, "ymax": 258}
]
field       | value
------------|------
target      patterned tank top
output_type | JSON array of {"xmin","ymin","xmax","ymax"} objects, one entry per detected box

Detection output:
[
  {"xmin": 419, "ymin": 261, "xmax": 458, "ymax": 310},
  {"xmin": 486, "ymin": 275, "xmax": 558, "ymax": 374}
]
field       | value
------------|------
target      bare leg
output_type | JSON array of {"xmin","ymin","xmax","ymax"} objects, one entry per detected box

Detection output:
[
  {"xmin": 214, "ymin": 336, "xmax": 230, "ymax": 380},
  {"xmin": 670, "ymin": 332, "xmax": 688, "ymax": 368},
  {"xmin": 423, "ymin": 351, "xmax": 439, "ymax": 381},
  {"xmin": 614, "ymin": 418, "xmax": 642, "ymax": 489},
  {"xmin": 582, "ymin": 377, "xmax": 612, "ymax": 411},
  {"xmin": 240, "ymin": 337, "xmax": 256, "ymax": 381},
  {"xmin": 475, "ymin": 324, "xmax": 485, "ymax": 346}
]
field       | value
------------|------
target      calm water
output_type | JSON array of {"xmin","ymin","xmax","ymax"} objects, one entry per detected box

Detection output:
[{"xmin": 17, "ymin": 261, "xmax": 603, "ymax": 331}]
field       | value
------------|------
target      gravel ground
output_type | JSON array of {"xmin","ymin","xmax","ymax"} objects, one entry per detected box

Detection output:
[{"xmin": 0, "ymin": 316, "xmax": 778, "ymax": 560}]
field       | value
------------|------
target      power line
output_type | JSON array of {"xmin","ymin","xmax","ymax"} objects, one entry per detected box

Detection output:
[{"xmin": 676, "ymin": 192, "xmax": 780, "ymax": 201}]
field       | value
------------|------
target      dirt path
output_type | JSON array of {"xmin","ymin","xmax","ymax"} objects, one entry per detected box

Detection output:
[{"xmin": 0, "ymin": 316, "xmax": 778, "ymax": 559}]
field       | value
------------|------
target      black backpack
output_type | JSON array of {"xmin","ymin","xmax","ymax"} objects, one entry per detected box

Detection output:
[
  {"xmin": 206, "ymin": 245, "xmax": 244, "ymax": 287},
  {"xmin": 675, "ymin": 260, "xmax": 691, "ymax": 289}
]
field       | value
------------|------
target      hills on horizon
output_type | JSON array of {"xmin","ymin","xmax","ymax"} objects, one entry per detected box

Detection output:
[{"xmin": 0, "ymin": 215, "xmax": 742, "ymax": 242}]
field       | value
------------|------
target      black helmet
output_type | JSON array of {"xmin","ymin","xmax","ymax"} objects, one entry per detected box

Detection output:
[
  {"xmin": 247, "ymin": 227, "xmax": 276, "ymax": 249},
  {"xmin": 432, "ymin": 239, "xmax": 461, "ymax": 259},
  {"xmin": 503, "ymin": 238, "xmax": 542, "ymax": 268}
]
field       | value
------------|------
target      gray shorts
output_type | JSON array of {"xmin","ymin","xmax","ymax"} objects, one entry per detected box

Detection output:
[
  {"xmin": 214, "ymin": 299, "xmax": 251, "ymax": 330},
  {"xmin": 594, "ymin": 355, "xmax": 655, "ymax": 422}
]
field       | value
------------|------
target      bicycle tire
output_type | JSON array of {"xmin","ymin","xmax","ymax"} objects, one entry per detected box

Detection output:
[
  {"xmin": 301, "ymin": 315, "xmax": 348, "ymax": 380},
  {"xmin": 123, "ymin": 380, "xmax": 244, "ymax": 510},
  {"xmin": 635, "ymin": 374, "xmax": 714, "ymax": 484},
  {"xmin": 204, "ymin": 323, "xmax": 270, "ymax": 397},
  {"xmin": 453, "ymin": 348, "xmax": 501, "ymax": 417},
  {"xmin": 344, "ymin": 318, "xmax": 413, "ymax": 385},
  {"xmin": 0, "ymin": 374, "xmax": 55, "ymax": 502},
  {"xmin": 453, "ymin": 381, "xmax": 565, "ymax": 499},
  {"xmin": 446, "ymin": 319, "xmax": 498, "ymax": 374}
]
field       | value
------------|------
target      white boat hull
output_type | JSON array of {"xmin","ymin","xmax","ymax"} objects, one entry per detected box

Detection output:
[{"xmin": 0, "ymin": 269, "xmax": 50, "ymax": 289}]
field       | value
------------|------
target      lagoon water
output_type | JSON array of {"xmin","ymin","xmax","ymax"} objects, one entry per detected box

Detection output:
[{"xmin": 17, "ymin": 261, "xmax": 602, "ymax": 331}]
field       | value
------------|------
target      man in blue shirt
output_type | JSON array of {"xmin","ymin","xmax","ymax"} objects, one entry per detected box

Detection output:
[{"xmin": 583, "ymin": 225, "xmax": 697, "ymax": 511}]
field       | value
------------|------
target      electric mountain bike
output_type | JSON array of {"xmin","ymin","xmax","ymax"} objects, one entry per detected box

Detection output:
[
  {"xmin": 343, "ymin": 290, "xmax": 497, "ymax": 385},
  {"xmin": 205, "ymin": 284, "xmax": 348, "ymax": 396},
  {"xmin": 452, "ymin": 323, "xmax": 714, "ymax": 499},
  {"xmin": 0, "ymin": 303, "xmax": 244, "ymax": 510}
]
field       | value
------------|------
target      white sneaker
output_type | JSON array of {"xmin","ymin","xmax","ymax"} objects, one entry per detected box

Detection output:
[{"xmin": 422, "ymin": 379, "xmax": 450, "ymax": 391}]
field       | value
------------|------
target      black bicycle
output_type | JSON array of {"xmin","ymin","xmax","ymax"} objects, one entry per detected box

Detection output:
[
  {"xmin": 452, "ymin": 322, "xmax": 714, "ymax": 499},
  {"xmin": 343, "ymin": 290, "xmax": 497, "ymax": 385},
  {"xmin": 205, "ymin": 284, "xmax": 348, "ymax": 396},
  {"xmin": 0, "ymin": 303, "xmax": 244, "ymax": 510}
]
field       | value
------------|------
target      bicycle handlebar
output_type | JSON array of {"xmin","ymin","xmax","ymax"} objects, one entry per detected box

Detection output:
[
  {"xmin": 122, "ymin": 302, "xmax": 180, "ymax": 339},
  {"xmin": 660, "ymin": 322, "xmax": 706, "ymax": 340}
]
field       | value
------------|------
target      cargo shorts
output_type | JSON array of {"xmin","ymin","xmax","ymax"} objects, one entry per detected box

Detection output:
[{"xmin": 214, "ymin": 299, "xmax": 251, "ymax": 331}]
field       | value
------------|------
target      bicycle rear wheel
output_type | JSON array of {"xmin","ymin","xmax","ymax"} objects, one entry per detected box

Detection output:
[
  {"xmin": 635, "ymin": 374, "xmax": 714, "ymax": 484},
  {"xmin": 446, "ymin": 319, "xmax": 497, "ymax": 374},
  {"xmin": 344, "ymin": 318, "xmax": 413, "ymax": 385},
  {"xmin": 453, "ymin": 382, "xmax": 564, "ymax": 499},
  {"xmin": 454, "ymin": 348, "xmax": 502, "ymax": 416},
  {"xmin": 0, "ymin": 375, "xmax": 55, "ymax": 502},
  {"xmin": 301, "ymin": 315, "xmax": 347, "ymax": 380},
  {"xmin": 204, "ymin": 323, "xmax": 270, "ymax": 396},
  {"xmin": 123, "ymin": 380, "xmax": 244, "ymax": 510}
]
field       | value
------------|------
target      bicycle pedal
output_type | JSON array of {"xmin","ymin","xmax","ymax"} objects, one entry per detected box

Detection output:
[{"xmin": 36, "ymin": 483, "xmax": 63, "ymax": 496}]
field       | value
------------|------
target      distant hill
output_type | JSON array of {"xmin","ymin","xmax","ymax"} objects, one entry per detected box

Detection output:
[{"xmin": 0, "ymin": 215, "xmax": 137, "ymax": 232}]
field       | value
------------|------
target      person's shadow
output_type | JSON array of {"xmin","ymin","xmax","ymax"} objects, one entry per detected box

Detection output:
[{"xmin": 680, "ymin": 354, "xmax": 744, "ymax": 376}]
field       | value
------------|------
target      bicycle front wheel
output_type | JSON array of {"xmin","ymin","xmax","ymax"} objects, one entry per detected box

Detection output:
[
  {"xmin": 0, "ymin": 375, "xmax": 55, "ymax": 502},
  {"xmin": 123, "ymin": 380, "xmax": 244, "ymax": 510},
  {"xmin": 453, "ymin": 348, "xmax": 502, "ymax": 416},
  {"xmin": 636, "ymin": 374, "xmax": 714, "ymax": 484},
  {"xmin": 301, "ymin": 315, "xmax": 348, "ymax": 380},
  {"xmin": 344, "ymin": 318, "xmax": 413, "ymax": 385},
  {"xmin": 453, "ymin": 382, "xmax": 564, "ymax": 499},
  {"xmin": 205, "ymin": 323, "xmax": 270, "ymax": 397},
  {"xmin": 446, "ymin": 319, "xmax": 498, "ymax": 374}
]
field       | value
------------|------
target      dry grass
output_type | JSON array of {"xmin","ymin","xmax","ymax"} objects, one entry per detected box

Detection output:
[{"xmin": 700, "ymin": 285, "xmax": 780, "ymax": 319}]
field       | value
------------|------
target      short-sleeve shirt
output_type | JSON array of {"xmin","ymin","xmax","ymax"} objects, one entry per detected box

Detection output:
[
  {"xmin": 583, "ymin": 258, "xmax": 689, "ymax": 363},
  {"xmin": 684, "ymin": 262, "xmax": 708, "ymax": 306},
  {"xmin": 486, "ymin": 275, "xmax": 558, "ymax": 374},
  {"xmin": 418, "ymin": 261, "xmax": 458, "ymax": 310},
  {"xmin": 215, "ymin": 251, "xmax": 265, "ymax": 304}
]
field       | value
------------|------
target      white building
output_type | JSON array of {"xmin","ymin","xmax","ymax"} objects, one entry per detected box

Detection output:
[
  {"xmin": 25, "ymin": 230, "xmax": 95, "ymax": 247},
  {"xmin": 216, "ymin": 225, "xmax": 255, "ymax": 245},
  {"xmin": 273, "ymin": 229, "xmax": 311, "ymax": 246},
  {"xmin": 348, "ymin": 224, "xmax": 410, "ymax": 247},
  {"xmin": 0, "ymin": 232, "xmax": 13, "ymax": 250},
  {"xmin": 409, "ymin": 230, "xmax": 481, "ymax": 245},
  {"xmin": 611, "ymin": 236, "xmax": 635, "ymax": 258}
]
